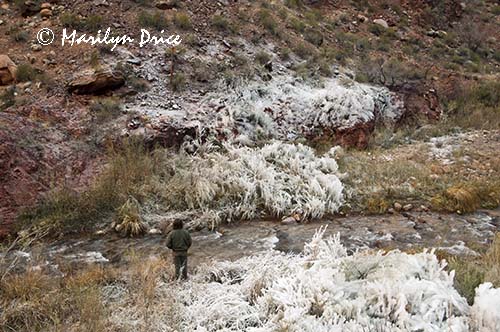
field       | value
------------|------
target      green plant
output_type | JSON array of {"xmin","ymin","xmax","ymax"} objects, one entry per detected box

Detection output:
[
  {"xmin": 258, "ymin": 9, "xmax": 278, "ymax": 35},
  {"xmin": 90, "ymin": 98, "xmax": 122, "ymax": 122},
  {"xmin": 173, "ymin": 12, "xmax": 191, "ymax": 30},
  {"xmin": 289, "ymin": 17, "xmax": 305, "ymax": 32},
  {"xmin": 138, "ymin": 10, "xmax": 168, "ymax": 31},
  {"xmin": 9, "ymin": 27, "xmax": 29, "ymax": 42},
  {"xmin": 255, "ymin": 51, "xmax": 271, "ymax": 65},
  {"xmin": 18, "ymin": 139, "xmax": 156, "ymax": 238},
  {"xmin": 304, "ymin": 28, "xmax": 323, "ymax": 46},
  {"xmin": 212, "ymin": 15, "xmax": 234, "ymax": 32},
  {"xmin": 171, "ymin": 73, "xmax": 186, "ymax": 92},
  {"xmin": 60, "ymin": 12, "xmax": 82, "ymax": 29},
  {"xmin": 0, "ymin": 87, "xmax": 16, "ymax": 110},
  {"xmin": 15, "ymin": 63, "xmax": 38, "ymax": 82}
]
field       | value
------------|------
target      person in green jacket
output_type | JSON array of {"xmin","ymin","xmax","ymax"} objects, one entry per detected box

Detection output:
[{"xmin": 166, "ymin": 220, "xmax": 192, "ymax": 280}]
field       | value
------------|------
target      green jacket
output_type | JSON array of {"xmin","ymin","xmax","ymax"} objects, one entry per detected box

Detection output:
[{"xmin": 166, "ymin": 229, "xmax": 192, "ymax": 255}]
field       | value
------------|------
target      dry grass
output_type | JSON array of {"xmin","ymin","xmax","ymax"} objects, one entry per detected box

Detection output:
[
  {"xmin": 338, "ymin": 133, "xmax": 500, "ymax": 214},
  {"xmin": 0, "ymin": 253, "xmax": 176, "ymax": 332},
  {"xmin": 447, "ymin": 234, "xmax": 500, "ymax": 304},
  {"xmin": 18, "ymin": 139, "xmax": 157, "ymax": 238}
]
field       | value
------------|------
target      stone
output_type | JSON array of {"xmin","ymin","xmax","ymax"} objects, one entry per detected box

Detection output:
[
  {"xmin": 357, "ymin": 14, "xmax": 368, "ymax": 23},
  {"xmin": 0, "ymin": 55, "xmax": 18, "ymax": 85},
  {"xmin": 40, "ymin": 8, "xmax": 52, "ymax": 17},
  {"xmin": 0, "ymin": 20, "xmax": 4, "ymax": 25},
  {"xmin": 20, "ymin": 0, "xmax": 41, "ymax": 16},
  {"xmin": 403, "ymin": 204, "xmax": 413, "ymax": 212},
  {"xmin": 426, "ymin": 30, "xmax": 439, "ymax": 37},
  {"xmin": 394, "ymin": 202, "xmax": 402, "ymax": 211},
  {"xmin": 373, "ymin": 19, "xmax": 389, "ymax": 29},
  {"xmin": 40, "ymin": 2, "xmax": 51, "ymax": 9},
  {"xmin": 155, "ymin": 0, "xmax": 177, "ymax": 10},
  {"xmin": 31, "ymin": 44, "xmax": 42, "ymax": 52},
  {"xmin": 67, "ymin": 66, "xmax": 125, "ymax": 94}
]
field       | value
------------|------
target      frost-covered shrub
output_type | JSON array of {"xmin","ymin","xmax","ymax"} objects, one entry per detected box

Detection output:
[
  {"xmin": 157, "ymin": 142, "xmax": 343, "ymax": 223},
  {"xmin": 201, "ymin": 74, "xmax": 403, "ymax": 144},
  {"xmin": 107, "ymin": 230, "xmax": 500, "ymax": 332}
]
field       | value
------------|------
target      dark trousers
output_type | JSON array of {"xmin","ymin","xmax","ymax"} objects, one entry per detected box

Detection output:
[{"xmin": 174, "ymin": 254, "xmax": 188, "ymax": 280}]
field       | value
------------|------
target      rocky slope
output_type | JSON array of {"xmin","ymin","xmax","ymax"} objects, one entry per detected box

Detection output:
[{"xmin": 0, "ymin": 0, "xmax": 499, "ymax": 235}]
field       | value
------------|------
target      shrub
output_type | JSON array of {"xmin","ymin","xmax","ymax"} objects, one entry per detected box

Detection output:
[
  {"xmin": 138, "ymin": 10, "xmax": 168, "ymax": 31},
  {"xmin": 212, "ymin": 15, "xmax": 235, "ymax": 32},
  {"xmin": 60, "ymin": 13, "xmax": 103, "ymax": 32},
  {"xmin": 293, "ymin": 42, "xmax": 314, "ymax": 59},
  {"xmin": 171, "ymin": 73, "xmax": 186, "ymax": 91},
  {"xmin": 258, "ymin": 9, "xmax": 279, "ymax": 35},
  {"xmin": 368, "ymin": 23, "xmax": 385, "ymax": 36},
  {"xmin": 90, "ymin": 98, "xmax": 122, "ymax": 122},
  {"xmin": 254, "ymin": 51, "xmax": 271, "ymax": 65},
  {"xmin": 18, "ymin": 139, "xmax": 155, "ymax": 237},
  {"xmin": 84, "ymin": 15, "xmax": 104, "ymax": 32},
  {"xmin": 60, "ymin": 12, "xmax": 81, "ymax": 29},
  {"xmin": 0, "ymin": 87, "xmax": 16, "ymax": 110},
  {"xmin": 304, "ymin": 28, "xmax": 323, "ymax": 46},
  {"xmin": 173, "ymin": 12, "xmax": 191, "ymax": 30},
  {"xmin": 9, "ymin": 27, "xmax": 29, "ymax": 42},
  {"xmin": 285, "ymin": 0, "xmax": 303, "ymax": 8},
  {"xmin": 16, "ymin": 63, "xmax": 38, "ymax": 82},
  {"xmin": 289, "ymin": 17, "xmax": 306, "ymax": 32}
]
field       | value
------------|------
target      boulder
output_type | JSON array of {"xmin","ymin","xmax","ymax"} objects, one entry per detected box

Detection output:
[
  {"xmin": 68, "ymin": 67, "xmax": 125, "ymax": 94},
  {"xmin": 40, "ymin": 8, "xmax": 52, "ymax": 17},
  {"xmin": 155, "ymin": 0, "xmax": 178, "ymax": 10},
  {"xmin": 373, "ymin": 19, "xmax": 389, "ymax": 29},
  {"xmin": 0, "ymin": 55, "xmax": 17, "ymax": 85},
  {"xmin": 19, "ymin": 0, "xmax": 40, "ymax": 16}
]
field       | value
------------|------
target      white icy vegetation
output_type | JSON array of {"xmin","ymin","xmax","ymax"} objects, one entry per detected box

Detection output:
[
  {"xmin": 156, "ymin": 142, "xmax": 343, "ymax": 224},
  {"xmin": 198, "ymin": 74, "xmax": 403, "ymax": 143},
  {"xmin": 108, "ymin": 229, "xmax": 500, "ymax": 332}
]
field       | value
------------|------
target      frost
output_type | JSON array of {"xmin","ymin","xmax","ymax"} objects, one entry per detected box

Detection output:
[
  {"xmin": 161, "ymin": 141, "xmax": 343, "ymax": 223},
  {"xmin": 200, "ymin": 74, "xmax": 403, "ymax": 143},
  {"xmin": 471, "ymin": 283, "xmax": 500, "ymax": 331},
  {"xmin": 107, "ymin": 229, "xmax": 496, "ymax": 332}
]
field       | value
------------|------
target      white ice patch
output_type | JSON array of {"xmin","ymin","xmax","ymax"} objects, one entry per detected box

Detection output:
[{"xmin": 63, "ymin": 251, "xmax": 109, "ymax": 264}]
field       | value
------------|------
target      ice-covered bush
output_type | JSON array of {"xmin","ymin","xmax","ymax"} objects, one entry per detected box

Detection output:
[
  {"xmin": 107, "ymin": 229, "xmax": 500, "ymax": 332},
  {"xmin": 201, "ymin": 74, "xmax": 403, "ymax": 143},
  {"xmin": 156, "ymin": 142, "xmax": 343, "ymax": 224}
]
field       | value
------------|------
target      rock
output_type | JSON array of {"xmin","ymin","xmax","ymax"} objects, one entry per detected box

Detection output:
[
  {"xmin": 0, "ymin": 55, "xmax": 18, "ymax": 85},
  {"xmin": 403, "ymin": 204, "xmax": 413, "ymax": 212},
  {"xmin": 40, "ymin": 8, "xmax": 52, "ymax": 17},
  {"xmin": 40, "ymin": 2, "xmax": 51, "ymax": 9},
  {"xmin": 0, "ymin": 20, "xmax": 4, "ymax": 25},
  {"xmin": 426, "ymin": 30, "xmax": 439, "ymax": 37},
  {"xmin": 155, "ymin": 0, "xmax": 177, "ymax": 10},
  {"xmin": 357, "ymin": 14, "xmax": 368, "ymax": 23},
  {"xmin": 127, "ymin": 58, "xmax": 142, "ymax": 65},
  {"xmin": 20, "ymin": 0, "xmax": 41, "ymax": 16},
  {"xmin": 67, "ymin": 66, "xmax": 125, "ymax": 94},
  {"xmin": 148, "ymin": 228, "xmax": 162, "ymax": 235},
  {"xmin": 388, "ymin": 208, "xmax": 395, "ymax": 214},
  {"xmin": 31, "ymin": 44, "xmax": 42, "ymax": 52},
  {"xmin": 373, "ymin": 19, "xmax": 389, "ymax": 29},
  {"xmin": 144, "ymin": 120, "xmax": 202, "ymax": 149},
  {"xmin": 394, "ymin": 202, "xmax": 402, "ymax": 211}
]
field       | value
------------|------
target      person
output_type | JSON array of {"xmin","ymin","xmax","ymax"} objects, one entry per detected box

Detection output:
[{"xmin": 166, "ymin": 220, "xmax": 192, "ymax": 280}]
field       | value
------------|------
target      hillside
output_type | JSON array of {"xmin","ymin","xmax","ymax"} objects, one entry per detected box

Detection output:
[{"xmin": 0, "ymin": 0, "xmax": 499, "ymax": 331}]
